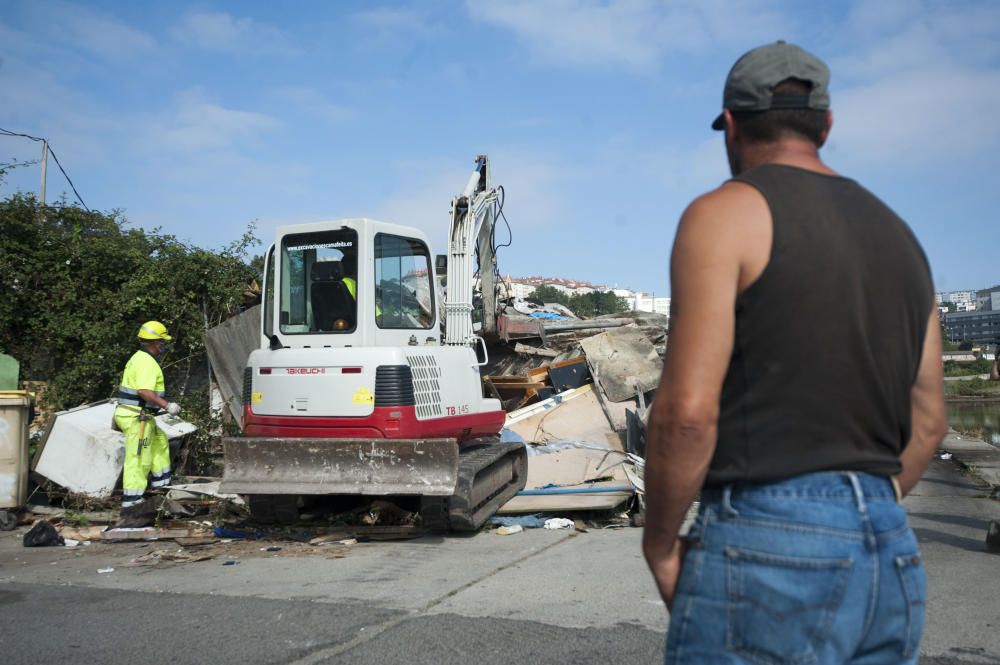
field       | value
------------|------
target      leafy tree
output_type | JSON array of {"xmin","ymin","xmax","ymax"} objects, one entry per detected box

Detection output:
[
  {"xmin": 0, "ymin": 194, "xmax": 258, "ymax": 410},
  {"xmin": 528, "ymin": 284, "xmax": 629, "ymax": 318},
  {"xmin": 530, "ymin": 284, "xmax": 566, "ymax": 304}
]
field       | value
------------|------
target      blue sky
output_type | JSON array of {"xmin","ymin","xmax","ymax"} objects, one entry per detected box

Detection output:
[{"xmin": 2, "ymin": 0, "xmax": 998, "ymax": 295}]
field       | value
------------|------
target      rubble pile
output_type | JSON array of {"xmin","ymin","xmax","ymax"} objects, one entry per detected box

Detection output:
[{"xmin": 485, "ymin": 309, "xmax": 668, "ymax": 517}]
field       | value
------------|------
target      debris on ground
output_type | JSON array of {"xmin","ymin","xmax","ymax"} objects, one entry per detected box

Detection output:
[
  {"xmin": 31, "ymin": 400, "xmax": 197, "ymax": 498},
  {"xmin": 496, "ymin": 524, "xmax": 523, "ymax": 535},
  {"xmin": 23, "ymin": 520, "xmax": 64, "ymax": 547},
  {"xmin": 491, "ymin": 515, "xmax": 547, "ymax": 529},
  {"xmin": 484, "ymin": 310, "xmax": 663, "ymax": 522}
]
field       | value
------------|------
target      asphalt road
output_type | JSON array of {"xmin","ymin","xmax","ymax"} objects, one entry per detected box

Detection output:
[{"xmin": 0, "ymin": 457, "xmax": 998, "ymax": 664}]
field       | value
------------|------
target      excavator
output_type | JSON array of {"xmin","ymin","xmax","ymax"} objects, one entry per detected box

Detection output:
[{"xmin": 219, "ymin": 156, "xmax": 528, "ymax": 530}]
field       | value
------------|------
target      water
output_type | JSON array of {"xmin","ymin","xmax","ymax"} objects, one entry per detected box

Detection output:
[{"xmin": 946, "ymin": 400, "xmax": 1000, "ymax": 447}]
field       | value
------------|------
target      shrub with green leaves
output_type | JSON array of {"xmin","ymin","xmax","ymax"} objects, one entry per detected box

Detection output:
[{"xmin": 0, "ymin": 194, "xmax": 259, "ymax": 411}]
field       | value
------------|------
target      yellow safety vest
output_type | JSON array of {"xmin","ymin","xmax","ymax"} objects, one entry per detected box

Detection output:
[{"xmin": 116, "ymin": 350, "xmax": 165, "ymax": 417}]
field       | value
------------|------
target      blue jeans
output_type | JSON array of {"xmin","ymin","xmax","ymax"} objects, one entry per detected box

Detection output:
[{"xmin": 666, "ymin": 472, "xmax": 926, "ymax": 664}]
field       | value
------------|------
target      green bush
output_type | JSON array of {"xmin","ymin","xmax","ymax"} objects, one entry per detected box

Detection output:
[
  {"xmin": 943, "ymin": 358, "xmax": 993, "ymax": 377},
  {"xmin": 0, "ymin": 194, "xmax": 259, "ymax": 411}
]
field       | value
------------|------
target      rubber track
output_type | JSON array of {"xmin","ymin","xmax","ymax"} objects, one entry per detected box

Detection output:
[{"xmin": 428, "ymin": 439, "xmax": 528, "ymax": 532}]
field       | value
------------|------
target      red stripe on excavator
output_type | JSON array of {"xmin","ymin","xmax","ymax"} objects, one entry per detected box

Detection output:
[{"xmin": 242, "ymin": 404, "xmax": 504, "ymax": 442}]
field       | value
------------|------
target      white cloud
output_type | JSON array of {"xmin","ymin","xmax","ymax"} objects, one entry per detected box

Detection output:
[
  {"xmin": 830, "ymin": 67, "xmax": 1000, "ymax": 169},
  {"xmin": 825, "ymin": 1, "xmax": 1000, "ymax": 168},
  {"xmin": 144, "ymin": 90, "xmax": 282, "ymax": 154},
  {"xmin": 466, "ymin": 0, "xmax": 793, "ymax": 73},
  {"xmin": 37, "ymin": 3, "xmax": 155, "ymax": 58},
  {"xmin": 273, "ymin": 87, "xmax": 357, "ymax": 125},
  {"xmin": 171, "ymin": 11, "xmax": 297, "ymax": 55},
  {"xmin": 352, "ymin": 7, "xmax": 442, "ymax": 40},
  {"xmin": 368, "ymin": 153, "xmax": 565, "ymax": 251}
]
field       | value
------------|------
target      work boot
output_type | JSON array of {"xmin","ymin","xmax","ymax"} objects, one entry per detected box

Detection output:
[{"xmin": 114, "ymin": 498, "xmax": 156, "ymax": 528}]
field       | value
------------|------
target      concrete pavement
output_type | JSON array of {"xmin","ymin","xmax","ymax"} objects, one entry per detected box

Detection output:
[{"xmin": 0, "ymin": 441, "xmax": 998, "ymax": 663}]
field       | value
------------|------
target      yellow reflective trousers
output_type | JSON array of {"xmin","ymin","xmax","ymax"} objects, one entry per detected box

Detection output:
[{"xmin": 115, "ymin": 413, "xmax": 171, "ymax": 508}]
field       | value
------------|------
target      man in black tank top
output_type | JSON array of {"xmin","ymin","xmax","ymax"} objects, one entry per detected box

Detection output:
[{"xmin": 642, "ymin": 42, "xmax": 947, "ymax": 664}]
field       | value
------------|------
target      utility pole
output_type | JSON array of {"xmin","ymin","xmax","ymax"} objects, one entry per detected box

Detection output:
[{"xmin": 39, "ymin": 140, "xmax": 48, "ymax": 205}]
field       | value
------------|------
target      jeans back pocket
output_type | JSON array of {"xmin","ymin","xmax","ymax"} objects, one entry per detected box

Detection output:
[
  {"xmin": 895, "ymin": 553, "xmax": 926, "ymax": 659},
  {"xmin": 726, "ymin": 546, "xmax": 853, "ymax": 665}
]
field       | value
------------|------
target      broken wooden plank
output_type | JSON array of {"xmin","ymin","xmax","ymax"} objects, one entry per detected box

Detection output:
[
  {"xmin": 101, "ymin": 527, "xmax": 205, "ymax": 541},
  {"xmin": 513, "ymin": 343, "xmax": 559, "ymax": 358}
]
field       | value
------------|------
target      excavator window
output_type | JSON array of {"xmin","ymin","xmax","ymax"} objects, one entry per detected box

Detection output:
[
  {"xmin": 279, "ymin": 229, "xmax": 358, "ymax": 334},
  {"xmin": 374, "ymin": 233, "xmax": 435, "ymax": 330}
]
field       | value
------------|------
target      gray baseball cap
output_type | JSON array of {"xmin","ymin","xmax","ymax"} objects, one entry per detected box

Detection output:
[{"xmin": 711, "ymin": 40, "xmax": 830, "ymax": 130}]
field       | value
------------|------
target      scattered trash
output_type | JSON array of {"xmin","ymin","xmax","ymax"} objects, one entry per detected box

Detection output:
[
  {"xmin": 101, "ymin": 527, "xmax": 200, "ymax": 541},
  {"xmin": 496, "ymin": 524, "xmax": 523, "ymax": 536},
  {"xmin": 214, "ymin": 527, "xmax": 265, "ymax": 540},
  {"xmin": 97, "ymin": 567, "xmax": 114, "ymax": 574},
  {"xmin": 360, "ymin": 499, "xmax": 418, "ymax": 527},
  {"xmin": 939, "ymin": 452, "xmax": 953, "ymax": 460},
  {"xmin": 60, "ymin": 525, "xmax": 109, "ymax": 541},
  {"xmin": 63, "ymin": 538, "xmax": 80, "ymax": 548},
  {"xmin": 338, "ymin": 538, "xmax": 358, "ymax": 546},
  {"xmin": 23, "ymin": 520, "xmax": 64, "ymax": 547},
  {"xmin": 543, "ymin": 518, "xmax": 575, "ymax": 530},
  {"xmin": 491, "ymin": 515, "xmax": 546, "ymax": 529},
  {"xmin": 260, "ymin": 546, "xmax": 282, "ymax": 552},
  {"xmin": 221, "ymin": 560, "xmax": 239, "ymax": 566},
  {"xmin": 129, "ymin": 549, "xmax": 214, "ymax": 566},
  {"xmin": 166, "ymin": 481, "xmax": 243, "ymax": 505}
]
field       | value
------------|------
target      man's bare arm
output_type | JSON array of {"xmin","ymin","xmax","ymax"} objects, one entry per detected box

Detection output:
[
  {"xmin": 642, "ymin": 184, "xmax": 766, "ymax": 607},
  {"xmin": 896, "ymin": 309, "xmax": 948, "ymax": 496}
]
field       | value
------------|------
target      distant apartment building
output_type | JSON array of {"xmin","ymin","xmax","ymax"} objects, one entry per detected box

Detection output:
[
  {"xmin": 502, "ymin": 275, "xmax": 610, "ymax": 299},
  {"xmin": 943, "ymin": 309, "xmax": 1000, "ymax": 344},
  {"xmin": 633, "ymin": 294, "xmax": 671, "ymax": 316},
  {"xmin": 976, "ymin": 285, "xmax": 1000, "ymax": 311},
  {"xmin": 935, "ymin": 290, "xmax": 978, "ymax": 312},
  {"xmin": 503, "ymin": 276, "xmax": 669, "ymax": 317}
]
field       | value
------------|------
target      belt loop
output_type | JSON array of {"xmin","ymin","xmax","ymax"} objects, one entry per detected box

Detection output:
[
  {"xmin": 846, "ymin": 472, "xmax": 867, "ymax": 515},
  {"xmin": 721, "ymin": 485, "xmax": 739, "ymax": 519}
]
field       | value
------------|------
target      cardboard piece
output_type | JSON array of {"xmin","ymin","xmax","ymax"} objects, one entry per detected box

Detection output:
[
  {"xmin": 580, "ymin": 328, "xmax": 662, "ymax": 402},
  {"xmin": 506, "ymin": 388, "xmax": 620, "ymax": 450},
  {"xmin": 497, "ymin": 443, "xmax": 635, "ymax": 514}
]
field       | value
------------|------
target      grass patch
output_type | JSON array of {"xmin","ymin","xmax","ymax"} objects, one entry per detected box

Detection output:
[
  {"xmin": 943, "ymin": 358, "xmax": 993, "ymax": 377},
  {"xmin": 944, "ymin": 378, "xmax": 1000, "ymax": 398}
]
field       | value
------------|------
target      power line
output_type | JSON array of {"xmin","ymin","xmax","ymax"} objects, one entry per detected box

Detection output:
[{"xmin": 0, "ymin": 127, "xmax": 90, "ymax": 211}]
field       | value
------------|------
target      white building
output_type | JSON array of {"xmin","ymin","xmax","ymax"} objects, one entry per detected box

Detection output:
[{"xmin": 632, "ymin": 294, "xmax": 670, "ymax": 316}]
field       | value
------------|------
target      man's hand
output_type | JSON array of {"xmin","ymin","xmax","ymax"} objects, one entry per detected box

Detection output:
[
  {"xmin": 647, "ymin": 538, "xmax": 689, "ymax": 610},
  {"xmin": 166, "ymin": 402, "xmax": 181, "ymax": 416}
]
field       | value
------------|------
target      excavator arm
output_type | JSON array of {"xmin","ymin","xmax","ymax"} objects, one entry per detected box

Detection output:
[{"xmin": 444, "ymin": 155, "xmax": 501, "ymax": 346}]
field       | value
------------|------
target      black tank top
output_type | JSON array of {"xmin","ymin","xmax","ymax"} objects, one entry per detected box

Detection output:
[{"xmin": 707, "ymin": 164, "xmax": 933, "ymax": 487}]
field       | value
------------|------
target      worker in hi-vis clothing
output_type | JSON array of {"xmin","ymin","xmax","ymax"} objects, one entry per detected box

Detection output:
[{"xmin": 114, "ymin": 321, "xmax": 181, "ymax": 514}]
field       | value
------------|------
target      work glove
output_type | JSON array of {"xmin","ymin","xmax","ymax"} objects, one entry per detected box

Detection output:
[{"xmin": 166, "ymin": 402, "xmax": 181, "ymax": 416}]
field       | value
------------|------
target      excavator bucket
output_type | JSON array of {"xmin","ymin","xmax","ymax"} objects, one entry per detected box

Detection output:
[{"xmin": 219, "ymin": 437, "xmax": 460, "ymax": 496}]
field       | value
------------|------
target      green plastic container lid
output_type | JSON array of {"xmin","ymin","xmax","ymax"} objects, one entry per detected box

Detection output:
[{"xmin": 0, "ymin": 354, "xmax": 18, "ymax": 391}]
